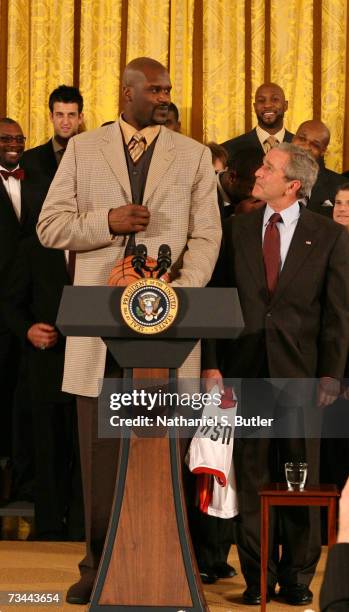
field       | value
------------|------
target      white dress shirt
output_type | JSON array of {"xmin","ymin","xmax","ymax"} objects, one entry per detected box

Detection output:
[
  {"xmin": 262, "ymin": 201, "xmax": 300, "ymax": 269},
  {"xmin": 0, "ymin": 164, "xmax": 22, "ymax": 220}
]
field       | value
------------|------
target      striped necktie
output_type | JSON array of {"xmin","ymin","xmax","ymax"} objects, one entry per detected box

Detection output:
[
  {"xmin": 264, "ymin": 135, "xmax": 278, "ymax": 153},
  {"xmin": 128, "ymin": 132, "xmax": 146, "ymax": 163}
]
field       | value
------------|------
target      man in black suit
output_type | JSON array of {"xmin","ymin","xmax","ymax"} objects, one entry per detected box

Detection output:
[
  {"xmin": 0, "ymin": 117, "xmax": 37, "ymax": 491},
  {"xmin": 2, "ymin": 235, "xmax": 84, "ymax": 540},
  {"xmin": 293, "ymin": 119, "xmax": 345, "ymax": 217},
  {"xmin": 22, "ymin": 84, "xmax": 83, "ymax": 189},
  {"xmin": 222, "ymin": 83, "xmax": 293, "ymax": 160},
  {"xmin": 164, "ymin": 101, "xmax": 181, "ymax": 132},
  {"xmin": 216, "ymin": 148, "xmax": 264, "ymax": 218},
  {"xmin": 203, "ymin": 143, "xmax": 349, "ymax": 605}
]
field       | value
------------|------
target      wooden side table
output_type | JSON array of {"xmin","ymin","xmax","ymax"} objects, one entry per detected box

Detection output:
[{"xmin": 259, "ymin": 483, "xmax": 339, "ymax": 611}]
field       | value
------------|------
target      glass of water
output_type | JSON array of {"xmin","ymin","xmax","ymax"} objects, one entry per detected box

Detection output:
[{"xmin": 285, "ymin": 462, "xmax": 308, "ymax": 491}]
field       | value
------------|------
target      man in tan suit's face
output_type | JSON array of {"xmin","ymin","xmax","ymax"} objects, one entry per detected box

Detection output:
[{"xmin": 122, "ymin": 58, "xmax": 172, "ymax": 130}]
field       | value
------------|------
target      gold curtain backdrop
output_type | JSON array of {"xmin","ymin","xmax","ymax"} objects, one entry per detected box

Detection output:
[{"xmin": 0, "ymin": 0, "xmax": 348, "ymax": 171}]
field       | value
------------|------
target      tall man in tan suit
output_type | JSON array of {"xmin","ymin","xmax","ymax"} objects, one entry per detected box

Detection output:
[{"xmin": 37, "ymin": 57, "xmax": 221, "ymax": 604}]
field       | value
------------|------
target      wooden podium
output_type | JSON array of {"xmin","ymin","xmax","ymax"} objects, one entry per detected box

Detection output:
[{"xmin": 57, "ymin": 286, "xmax": 243, "ymax": 611}]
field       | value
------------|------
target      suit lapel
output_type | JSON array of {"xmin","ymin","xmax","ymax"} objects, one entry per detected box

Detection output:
[
  {"xmin": 238, "ymin": 207, "xmax": 266, "ymax": 290},
  {"xmin": 142, "ymin": 128, "xmax": 176, "ymax": 207},
  {"xmin": 100, "ymin": 123, "xmax": 132, "ymax": 201},
  {"xmin": 271, "ymin": 207, "xmax": 318, "ymax": 304},
  {"xmin": 250, "ymin": 128, "xmax": 265, "ymax": 153},
  {"xmin": 0, "ymin": 178, "xmax": 20, "ymax": 226}
]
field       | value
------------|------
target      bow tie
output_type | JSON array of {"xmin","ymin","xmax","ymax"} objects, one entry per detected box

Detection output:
[{"xmin": 0, "ymin": 168, "xmax": 25, "ymax": 181}]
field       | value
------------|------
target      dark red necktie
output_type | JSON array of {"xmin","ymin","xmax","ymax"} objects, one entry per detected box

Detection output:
[
  {"xmin": 263, "ymin": 212, "xmax": 283, "ymax": 296},
  {"xmin": 0, "ymin": 168, "xmax": 25, "ymax": 180}
]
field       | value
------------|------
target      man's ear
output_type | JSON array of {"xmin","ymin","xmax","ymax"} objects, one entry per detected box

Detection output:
[
  {"xmin": 287, "ymin": 179, "xmax": 301, "ymax": 194},
  {"xmin": 228, "ymin": 169, "xmax": 237, "ymax": 184},
  {"xmin": 123, "ymin": 86, "xmax": 132, "ymax": 102}
]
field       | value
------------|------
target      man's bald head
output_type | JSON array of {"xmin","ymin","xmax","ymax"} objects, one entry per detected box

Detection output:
[
  {"xmin": 253, "ymin": 82, "xmax": 288, "ymax": 133},
  {"xmin": 122, "ymin": 57, "xmax": 168, "ymax": 87},
  {"xmin": 121, "ymin": 57, "xmax": 171, "ymax": 130},
  {"xmin": 255, "ymin": 82, "xmax": 286, "ymax": 101},
  {"xmin": 293, "ymin": 119, "xmax": 330, "ymax": 160}
]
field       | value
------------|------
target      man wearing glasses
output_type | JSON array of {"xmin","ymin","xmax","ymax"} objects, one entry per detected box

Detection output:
[{"xmin": 0, "ymin": 117, "xmax": 32, "ymax": 501}]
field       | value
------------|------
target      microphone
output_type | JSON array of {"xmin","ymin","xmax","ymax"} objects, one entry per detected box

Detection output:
[
  {"xmin": 156, "ymin": 244, "xmax": 171, "ymax": 278},
  {"xmin": 132, "ymin": 244, "xmax": 147, "ymax": 277}
]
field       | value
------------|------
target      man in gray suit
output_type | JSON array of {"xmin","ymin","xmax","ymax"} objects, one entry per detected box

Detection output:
[{"xmin": 37, "ymin": 57, "xmax": 221, "ymax": 604}]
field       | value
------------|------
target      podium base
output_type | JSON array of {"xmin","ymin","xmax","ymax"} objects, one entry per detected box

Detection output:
[{"xmin": 89, "ymin": 433, "xmax": 208, "ymax": 611}]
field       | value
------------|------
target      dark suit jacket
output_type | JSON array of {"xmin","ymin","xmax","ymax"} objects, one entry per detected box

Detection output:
[
  {"xmin": 21, "ymin": 139, "xmax": 57, "ymax": 197},
  {"xmin": 0, "ymin": 179, "xmax": 36, "ymax": 278},
  {"xmin": 307, "ymin": 160, "xmax": 346, "ymax": 218},
  {"xmin": 320, "ymin": 543, "xmax": 349, "ymax": 611},
  {"xmin": 0, "ymin": 177, "xmax": 40, "ymax": 338},
  {"xmin": 1, "ymin": 235, "xmax": 71, "ymax": 403},
  {"xmin": 222, "ymin": 127, "xmax": 294, "ymax": 161},
  {"xmin": 21, "ymin": 139, "xmax": 57, "ymax": 186},
  {"xmin": 204, "ymin": 205, "xmax": 349, "ymax": 379}
]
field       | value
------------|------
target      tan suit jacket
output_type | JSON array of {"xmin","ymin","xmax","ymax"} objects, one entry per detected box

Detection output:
[{"xmin": 37, "ymin": 122, "xmax": 221, "ymax": 396}]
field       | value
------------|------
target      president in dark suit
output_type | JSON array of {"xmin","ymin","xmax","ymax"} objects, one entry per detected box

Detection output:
[
  {"xmin": 203, "ymin": 143, "xmax": 349, "ymax": 606},
  {"xmin": 222, "ymin": 83, "xmax": 293, "ymax": 160}
]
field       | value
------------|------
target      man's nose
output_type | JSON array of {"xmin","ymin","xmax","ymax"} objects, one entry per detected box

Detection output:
[{"xmin": 158, "ymin": 90, "xmax": 170, "ymax": 103}]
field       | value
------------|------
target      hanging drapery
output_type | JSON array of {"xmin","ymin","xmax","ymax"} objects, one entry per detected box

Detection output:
[{"xmin": 0, "ymin": 0, "xmax": 348, "ymax": 171}]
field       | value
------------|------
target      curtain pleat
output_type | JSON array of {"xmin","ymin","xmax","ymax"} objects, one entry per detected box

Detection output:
[
  {"xmin": 270, "ymin": 0, "xmax": 314, "ymax": 137},
  {"xmin": 7, "ymin": 0, "xmax": 74, "ymax": 146},
  {"xmin": 126, "ymin": 0, "xmax": 169, "ymax": 66},
  {"xmin": 79, "ymin": 0, "xmax": 122, "ymax": 128},
  {"xmin": 203, "ymin": 0, "xmax": 245, "ymax": 144},
  {"xmin": 321, "ymin": 0, "xmax": 347, "ymax": 172},
  {"xmin": 169, "ymin": 0, "xmax": 194, "ymax": 136}
]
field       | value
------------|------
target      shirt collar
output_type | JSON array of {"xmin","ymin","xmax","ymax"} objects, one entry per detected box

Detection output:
[
  {"xmin": 216, "ymin": 171, "xmax": 230, "ymax": 203},
  {"xmin": 52, "ymin": 136, "xmax": 65, "ymax": 155},
  {"xmin": 119, "ymin": 114, "xmax": 160, "ymax": 147},
  {"xmin": 256, "ymin": 125, "xmax": 286, "ymax": 147},
  {"xmin": 264, "ymin": 200, "xmax": 300, "ymax": 227}
]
